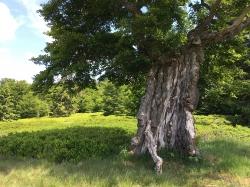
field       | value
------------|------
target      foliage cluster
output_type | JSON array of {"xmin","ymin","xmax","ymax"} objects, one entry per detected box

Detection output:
[
  {"xmin": 76, "ymin": 80, "xmax": 143, "ymax": 116},
  {"xmin": 45, "ymin": 85, "xmax": 78, "ymax": 117},
  {"xmin": 199, "ymin": 35, "xmax": 250, "ymax": 124},
  {"xmin": 0, "ymin": 79, "xmax": 79, "ymax": 120},
  {"xmin": 0, "ymin": 79, "xmax": 49, "ymax": 120},
  {"xmin": 33, "ymin": 0, "xmax": 250, "ymax": 90}
]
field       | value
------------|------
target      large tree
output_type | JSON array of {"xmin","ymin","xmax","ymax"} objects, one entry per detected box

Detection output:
[{"xmin": 33, "ymin": 0, "xmax": 250, "ymax": 173}]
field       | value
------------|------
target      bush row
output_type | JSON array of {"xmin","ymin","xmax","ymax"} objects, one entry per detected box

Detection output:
[{"xmin": 0, "ymin": 127, "xmax": 131, "ymax": 163}]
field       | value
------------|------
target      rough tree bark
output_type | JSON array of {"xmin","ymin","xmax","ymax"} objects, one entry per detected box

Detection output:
[
  {"xmin": 130, "ymin": 1, "xmax": 250, "ymax": 174},
  {"xmin": 131, "ymin": 40, "xmax": 203, "ymax": 174}
]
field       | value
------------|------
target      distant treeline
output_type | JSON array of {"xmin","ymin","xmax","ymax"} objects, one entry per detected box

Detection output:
[
  {"xmin": 0, "ymin": 71, "xmax": 249, "ymax": 124},
  {"xmin": 0, "ymin": 79, "xmax": 142, "ymax": 120}
]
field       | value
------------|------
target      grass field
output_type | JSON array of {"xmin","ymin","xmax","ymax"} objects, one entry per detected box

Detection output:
[{"xmin": 0, "ymin": 113, "xmax": 249, "ymax": 187}]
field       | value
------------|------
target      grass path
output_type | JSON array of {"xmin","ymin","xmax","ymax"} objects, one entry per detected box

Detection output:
[{"xmin": 0, "ymin": 113, "xmax": 249, "ymax": 187}]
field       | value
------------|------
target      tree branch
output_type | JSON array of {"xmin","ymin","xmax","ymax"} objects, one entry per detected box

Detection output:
[
  {"xmin": 196, "ymin": 0, "xmax": 222, "ymax": 32},
  {"xmin": 201, "ymin": 0, "xmax": 211, "ymax": 11},
  {"xmin": 202, "ymin": 6, "xmax": 250, "ymax": 45}
]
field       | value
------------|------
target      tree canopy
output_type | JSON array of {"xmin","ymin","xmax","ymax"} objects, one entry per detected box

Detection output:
[{"xmin": 32, "ymin": 0, "xmax": 250, "ymax": 90}]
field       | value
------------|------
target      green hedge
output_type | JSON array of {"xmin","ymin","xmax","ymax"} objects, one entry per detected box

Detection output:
[{"xmin": 0, "ymin": 127, "xmax": 131, "ymax": 163}]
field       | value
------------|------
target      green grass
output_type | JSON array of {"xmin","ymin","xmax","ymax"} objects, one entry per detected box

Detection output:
[{"xmin": 0, "ymin": 113, "xmax": 249, "ymax": 187}]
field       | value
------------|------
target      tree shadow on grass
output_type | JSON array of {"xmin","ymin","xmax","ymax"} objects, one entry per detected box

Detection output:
[
  {"xmin": 0, "ymin": 128, "xmax": 249, "ymax": 186},
  {"xmin": 224, "ymin": 115, "xmax": 250, "ymax": 128}
]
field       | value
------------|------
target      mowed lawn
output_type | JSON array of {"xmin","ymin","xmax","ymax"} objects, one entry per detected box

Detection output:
[{"xmin": 0, "ymin": 113, "xmax": 249, "ymax": 187}]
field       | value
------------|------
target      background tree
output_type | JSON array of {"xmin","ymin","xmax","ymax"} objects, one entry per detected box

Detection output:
[
  {"xmin": 0, "ymin": 79, "xmax": 49, "ymax": 120},
  {"xmin": 45, "ymin": 85, "xmax": 77, "ymax": 117},
  {"xmin": 198, "ymin": 34, "xmax": 250, "ymax": 124},
  {"xmin": 102, "ymin": 80, "xmax": 136, "ymax": 115},
  {"xmin": 33, "ymin": 0, "xmax": 250, "ymax": 173},
  {"xmin": 19, "ymin": 93, "xmax": 49, "ymax": 118},
  {"xmin": 0, "ymin": 79, "xmax": 21, "ymax": 120},
  {"xmin": 76, "ymin": 80, "xmax": 140, "ymax": 116},
  {"xmin": 76, "ymin": 83, "xmax": 104, "ymax": 113}
]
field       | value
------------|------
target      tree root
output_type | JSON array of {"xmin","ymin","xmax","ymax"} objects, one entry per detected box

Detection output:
[{"xmin": 145, "ymin": 121, "xmax": 163, "ymax": 174}]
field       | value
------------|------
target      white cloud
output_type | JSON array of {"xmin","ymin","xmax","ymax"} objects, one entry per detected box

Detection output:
[
  {"xmin": 0, "ymin": 48, "xmax": 45, "ymax": 83},
  {"xmin": 0, "ymin": 3, "xmax": 22, "ymax": 42},
  {"xmin": 19, "ymin": 0, "xmax": 52, "ymax": 42}
]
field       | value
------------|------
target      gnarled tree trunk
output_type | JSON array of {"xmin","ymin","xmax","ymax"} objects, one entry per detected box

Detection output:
[
  {"xmin": 129, "ymin": 0, "xmax": 250, "ymax": 173},
  {"xmin": 131, "ymin": 44, "xmax": 204, "ymax": 174}
]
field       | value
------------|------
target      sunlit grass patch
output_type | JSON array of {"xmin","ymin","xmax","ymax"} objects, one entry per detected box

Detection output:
[{"xmin": 0, "ymin": 113, "xmax": 249, "ymax": 186}]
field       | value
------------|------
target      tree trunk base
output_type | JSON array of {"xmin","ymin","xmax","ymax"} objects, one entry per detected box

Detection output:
[{"xmin": 131, "ymin": 47, "xmax": 203, "ymax": 173}]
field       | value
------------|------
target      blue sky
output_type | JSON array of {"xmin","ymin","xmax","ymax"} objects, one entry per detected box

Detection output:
[{"xmin": 0, "ymin": 0, "xmax": 50, "ymax": 83}]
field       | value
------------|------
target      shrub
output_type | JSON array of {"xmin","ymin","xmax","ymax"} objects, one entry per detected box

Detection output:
[{"xmin": 0, "ymin": 127, "xmax": 131, "ymax": 163}]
